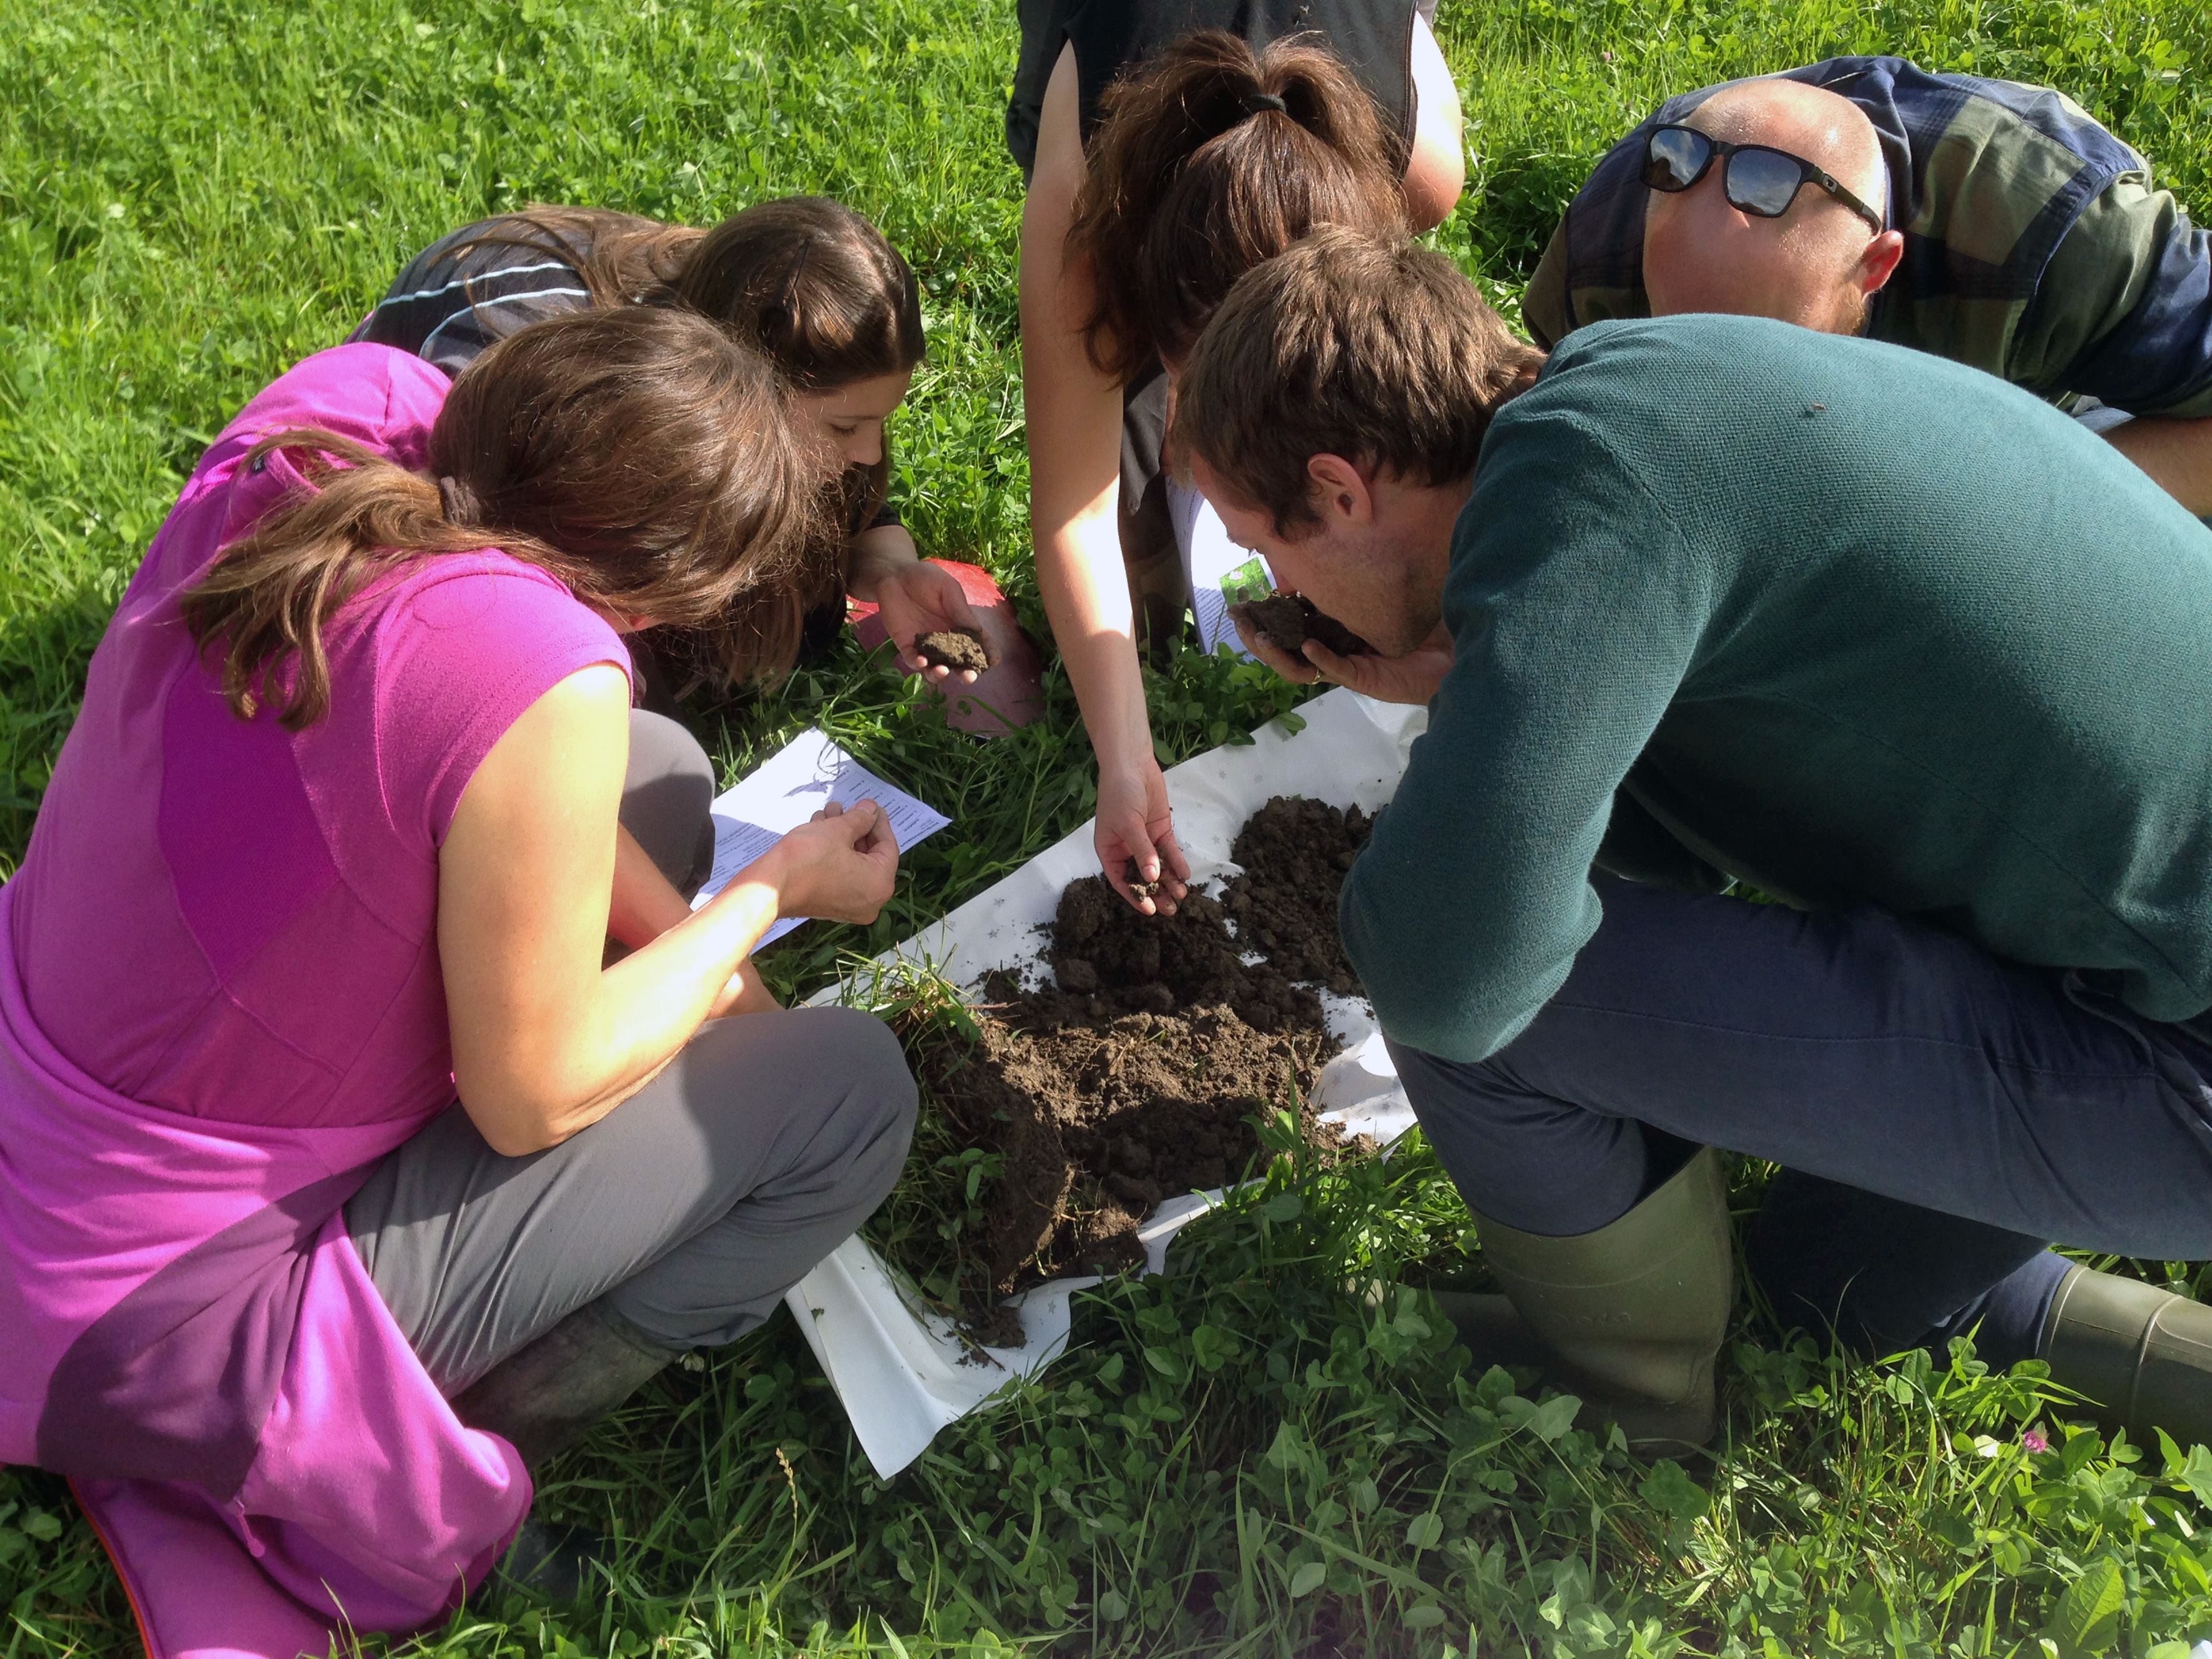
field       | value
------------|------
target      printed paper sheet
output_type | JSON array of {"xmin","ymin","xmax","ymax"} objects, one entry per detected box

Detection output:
[{"xmin": 691, "ymin": 729, "xmax": 951, "ymax": 949}]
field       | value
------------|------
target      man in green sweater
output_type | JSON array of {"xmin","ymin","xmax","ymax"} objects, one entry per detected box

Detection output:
[{"xmin": 1176, "ymin": 228, "xmax": 2212, "ymax": 1448}]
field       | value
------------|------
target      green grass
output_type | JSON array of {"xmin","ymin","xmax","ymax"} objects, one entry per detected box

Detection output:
[{"xmin": 9, "ymin": 0, "xmax": 2212, "ymax": 1652}]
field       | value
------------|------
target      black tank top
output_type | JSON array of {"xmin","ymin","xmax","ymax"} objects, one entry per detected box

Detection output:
[
  {"xmin": 1076, "ymin": 0, "xmax": 1417, "ymax": 143},
  {"xmin": 1006, "ymin": 0, "xmax": 1423, "ymax": 174}
]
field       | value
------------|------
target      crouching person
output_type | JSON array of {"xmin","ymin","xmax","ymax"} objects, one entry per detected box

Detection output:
[
  {"xmin": 1174, "ymin": 227, "xmax": 2212, "ymax": 1452},
  {"xmin": 0, "ymin": 309, "xmax": 917, "ymax": 1656}
]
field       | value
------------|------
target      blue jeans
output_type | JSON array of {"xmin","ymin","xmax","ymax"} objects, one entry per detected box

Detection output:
[{"xmin": 1391, "ymin": 878, "xmax": 2212, "ymax": 1366}]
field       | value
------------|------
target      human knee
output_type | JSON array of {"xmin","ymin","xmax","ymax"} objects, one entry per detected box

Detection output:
[
  {"xmin": 1387, "ymin": 1036, "xmax": 1525, "ymax": 1133},
  {"xmin": 624, "ymin": 709, "xmax": 712, "ymax": 790},
  {"xmin": 814, "ymin": 1005, "xmax": 918, "ymax": 1146},
  {"xmin": 621, "ymin": 710, "xmax": 715, "ymax": 891}
]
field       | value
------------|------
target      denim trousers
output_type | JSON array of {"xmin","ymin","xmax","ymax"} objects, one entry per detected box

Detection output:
[{"xmin": 1390, "ymin": 877, "xmax": 2212, "ymax": 1365}]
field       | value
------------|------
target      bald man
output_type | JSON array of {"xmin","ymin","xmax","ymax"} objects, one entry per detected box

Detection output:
[
  {"xmin": 1640, "ymin": 80, "xmax": 1896, "ymax": 334},
  {"xmin": 1523, "ymin": 57, "xmax": 2212, "ymax": 513}
]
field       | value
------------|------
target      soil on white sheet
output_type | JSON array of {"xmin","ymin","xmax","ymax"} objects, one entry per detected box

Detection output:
[{"xmin": 910, "ymin": 797, "xmax": 1380, "ymax": 1334}]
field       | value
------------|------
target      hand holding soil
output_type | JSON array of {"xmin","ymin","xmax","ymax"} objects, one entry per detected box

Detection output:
[
  {"xmin": 1230, "ymin": 593, "xmax": 1372, "ymax": 661},
  {"xmin": 912, "ymin": 626, "xmax": 992, "ymax": 677},
  {"xmin": 863, "ymin": 556, "xmax": 986, "ymax": 682},
  {"xmin": 1308, "ymin": 621, "xmax": 1454, "ymax": 706},
  {"xmin": 1094, "ymin": 759, "xmax": 1188, "ymax": 915}
]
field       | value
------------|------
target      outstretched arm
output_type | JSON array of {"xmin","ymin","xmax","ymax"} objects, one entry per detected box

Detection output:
[
  {"xmin": 1403, "ymin": 13, "xmax": 1466, "ymax": 231},
  {"xmin": 1021, "ymin": 41, "xmax": 1191, "ymax": 914}
]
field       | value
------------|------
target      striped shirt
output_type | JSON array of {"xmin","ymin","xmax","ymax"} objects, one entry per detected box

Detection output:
[
  {"xmin": 348, "ymin": 216, "xmax": 597, "ymax": 377},
  {"xmin": 1521, "ymin": 57, "xmax": 2212, "ymax": 416},
  {"xmin": 348, "ymin": 213, "xmax": 902, "ymax": 537}
]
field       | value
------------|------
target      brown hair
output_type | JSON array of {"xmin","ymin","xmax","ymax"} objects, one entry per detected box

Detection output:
[
  {"xmin": 1065, "ymin": 31, "xmax": 1411, "ymax": 383},
  {"xmin": 674, "ymin": 196, "xmax": 925, "ymax": 391},
  {"xmin": 443, "ymin": 206, "xmax": 704, "ymax": 308},
  {"xmin": 466, "ymin": 198, "xmax": 924, "ymax": 529},
  {"xmin": 673, "ymin": 196, "xmax": 926, "ymax": 533},
  {"xmin": 450, "ymin": 199, "xmax": 924, "ymax": 388},
  {"xmin": 182, "ymin": 307, "xmax": 833, "ymax": 729},
  {"xmin": 1172, "ymin": 229, "xmax": 1546, "ymax": 534}
]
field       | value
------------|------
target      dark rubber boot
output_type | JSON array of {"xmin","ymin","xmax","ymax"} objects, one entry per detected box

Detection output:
[
  {"xmin": 1468, "ymin": 1146, "xmax": 1735, "ymax": 1451},
  {"xmin": 497, "ymin": 1519, "xmax": 606, "ymax": 1602},
  {"xmin": 2041, "ymin": 1265, "xmax": 2212, "ymax": 1449},
  {"xmin": 453, "ymin": 1300, "xmax": 683, "ymax": 1471},
  {"xmin": 1427, "ymin": 1289, "xmax": 1553, "ymax": 1372}
]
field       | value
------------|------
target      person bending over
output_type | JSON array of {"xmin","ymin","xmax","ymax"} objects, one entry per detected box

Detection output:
[
  {"xmin": 356, "ymin": 197, "xmax": 1043, "ymax": 729},
  {"xmin": 1523, "ymin": 57, "xmax": 2212, "ymax": 513},
  {"xmin": 1175, "ymin": 228, "xmax": 2212, "ymax": 1451},
  {"xmin": 0, "ymin": 310, "xmax": 917, "ymax": 1655},
  {"xmin": 1013, "ymin": 2, "xmax": 1464, "ymax": 917}
]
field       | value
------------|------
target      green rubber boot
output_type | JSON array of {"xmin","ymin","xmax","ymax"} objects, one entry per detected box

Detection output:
[
  {"xmin": 1427, "ymin": 1289, "xmax": 1553, "ymax": 1374},
  {"xmin": 1463, "ymin": 1146, "xmax": 1735, "ymax": 1450},
  {"xmin": 2040, "ymin": 1264, "xmax": 2212, "ymax": 1449}
]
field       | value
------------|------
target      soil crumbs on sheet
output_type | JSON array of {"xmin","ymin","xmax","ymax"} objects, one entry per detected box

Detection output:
[
  {"xmin": 915, "ymin": 797, "xmax": 1379, "ymax": 1339},
  {"xmin": 1224, "ymin": 796, "xmax": 1374, "ymax": 994}
]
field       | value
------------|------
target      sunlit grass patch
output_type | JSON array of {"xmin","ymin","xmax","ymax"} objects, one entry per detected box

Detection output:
[{"xmin": 10, "ymin": 0, "xmax": 2212, "ymax": 1650}]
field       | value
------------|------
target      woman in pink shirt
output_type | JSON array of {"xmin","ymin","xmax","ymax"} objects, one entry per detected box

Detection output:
[{"xmin": 0, "ymin": 306, "xmax": 917, "ymax": 1658}]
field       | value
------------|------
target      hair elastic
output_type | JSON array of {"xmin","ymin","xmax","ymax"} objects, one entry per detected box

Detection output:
[
  {"xmin": 1241, "ymin": 90, "xmax": 1289, "ymax": 116},
  {"xmin": 436, "ymin": 475, "xmax": 479, "ymax": 525}
]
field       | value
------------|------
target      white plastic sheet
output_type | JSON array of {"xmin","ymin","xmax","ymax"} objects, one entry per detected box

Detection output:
[{"xmin": 787, "ymin": 687, "xmax": 1428, "ymax": 1477}]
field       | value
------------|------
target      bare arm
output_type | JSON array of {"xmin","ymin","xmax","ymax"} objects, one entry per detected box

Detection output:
[
  {"xmin": 439, "ymin": 665, "xmax": 898, "ymax": 1155},
  {"xmin": 1403, "ymin": 13, "xmax": 1466, "ymax": 232},
  {"xmin": 846, "ymin": 522, "xmax": 988, "ymax": 683},
  {"xmin": 2103, "ymin": 416, "xmax": 2212, "ymax": 516},
  {"xmin": 607, "ymin": 825, "xmax": 778, "ymax": 1017},
  {"xmin": 1021, "ymin": 41, "xmax": 1190, "ymax": 912}
]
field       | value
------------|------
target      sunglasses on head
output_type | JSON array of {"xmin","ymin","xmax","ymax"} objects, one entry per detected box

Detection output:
[{"xmin": 1642, "ymin": 123, "xmax": 1885, "ymax": 234}]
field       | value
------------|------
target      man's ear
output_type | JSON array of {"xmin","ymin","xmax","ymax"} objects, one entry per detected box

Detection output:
[
  {"xmin": 1856, "ymin": 229, "xmax": 1905, "ymax": 296},
  {"xmin": 1306, "ymin": 453, "xmax": 1377, "ymax": 525}
]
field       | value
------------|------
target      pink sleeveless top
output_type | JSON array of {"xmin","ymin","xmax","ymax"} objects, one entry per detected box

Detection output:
[{"xmin": 0, "ymin": 344, "xmax": 627, "ymax": 1658}]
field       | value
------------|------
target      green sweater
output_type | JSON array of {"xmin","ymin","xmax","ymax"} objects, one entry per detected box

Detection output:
[{"xmin": 1342, "ymin": 313, "xmax": 2212, "ymax": 1063}]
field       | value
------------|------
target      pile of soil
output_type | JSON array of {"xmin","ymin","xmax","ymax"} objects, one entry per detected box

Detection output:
[
  {"xmin": 1229, "ymin": 593, "xmax": 1371, "ymax": 658},
  {"xmin": 1223, "ymin": 796, "xmax": 1375, "ymax": 995},
  {"xmin": 914, "ymin": 627, "xmax": 992, "ymax": 673},
  {"xmin": 912, "ymin": 796, "xmax": 1382, "ymax": 1337}
]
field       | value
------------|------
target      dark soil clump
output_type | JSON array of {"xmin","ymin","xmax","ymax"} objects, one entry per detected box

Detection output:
[
  {"xmin": 919, "ymin": 875, "xmax": 1339, "ymax": 1320},
  {"xmin": 1230, "ymin": 593, "xmax": 1371, "ymax": 659},
  {"xmin": 908, "ymin": 798, "xmax": 1385, "ymax": 1337},
  {"xmin": 1223, "ymin": 796, "xmax": 1374, "ymax": 995},
  {"xmin": 914, "ymin": 627, "xmax": 991, "ymax": 673}
]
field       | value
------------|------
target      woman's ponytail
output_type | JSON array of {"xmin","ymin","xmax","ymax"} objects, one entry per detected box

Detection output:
[
  {"xmin": 1066, "ymin": 31, "xmax": 1411, "ymax": 381},
  {"xmin": 179, "ymin": 437, "xmax": 501, "ymax": 728}
]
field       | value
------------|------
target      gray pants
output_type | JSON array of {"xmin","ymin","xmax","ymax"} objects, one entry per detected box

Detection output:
[{"xmin": 346, "ymin": 712, "xmax": 917, "ymax": 1394}]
